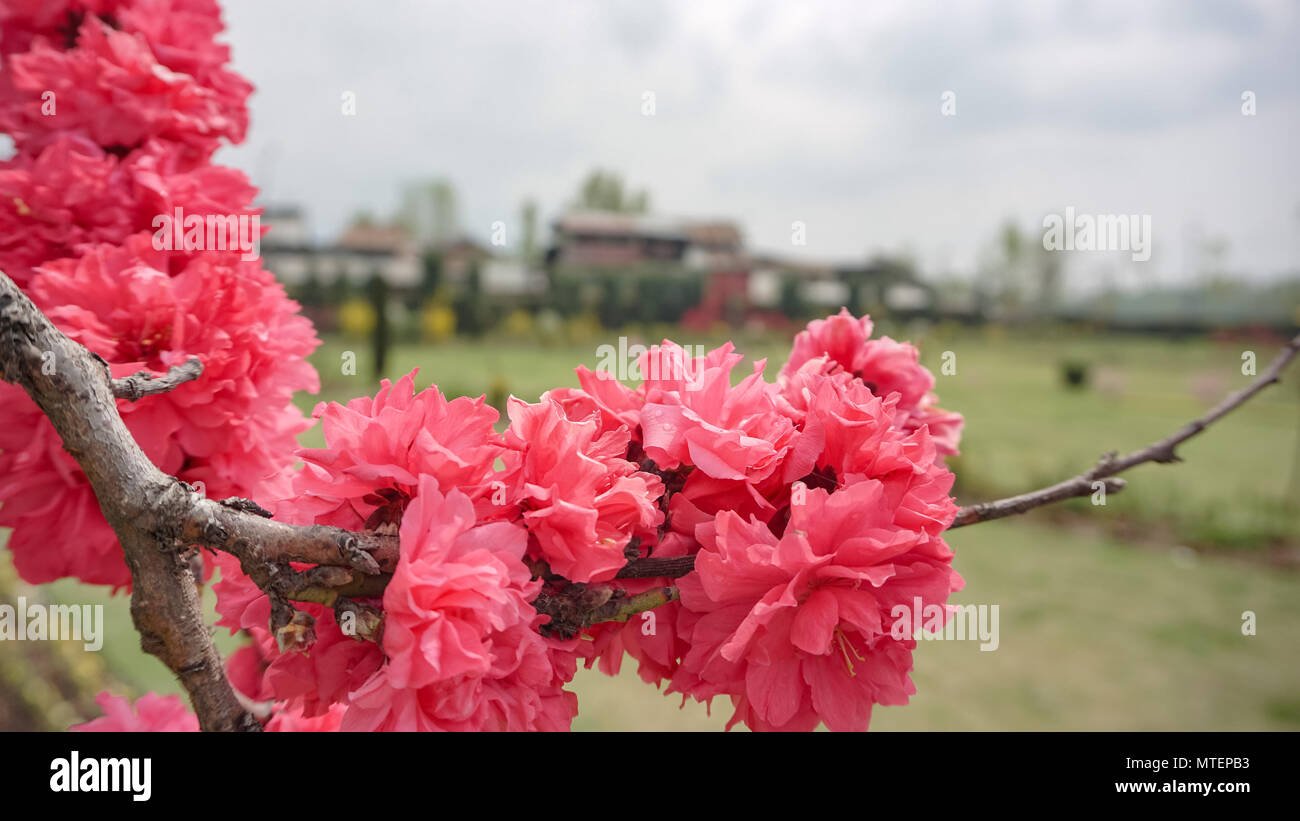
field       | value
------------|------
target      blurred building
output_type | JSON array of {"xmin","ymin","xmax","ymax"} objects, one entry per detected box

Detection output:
[
  {"xmin": 262, "ymin": 206, "xmax": 419, "ymax": 289},
  {"xmin": 548, "ymin": 209, "xmax": 942, "ymax": 324},
  {"xmin": 550, "ymin": 211, "xmax": 742, "ymax": 270}
]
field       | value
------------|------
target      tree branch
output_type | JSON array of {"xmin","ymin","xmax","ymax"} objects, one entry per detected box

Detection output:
[
  {"xmin": 0, "ymin": 269, "xmax": 686, "ymax": 728},
  {"xmin": 112, "ymin": 357, "xmax": 204, "ymax": 401},
  {"xmin": 616, "ymin": 555, "xmax": 697, "ymax": 579},
  {"xmin": 950, "ymin": 333, "xmax": 1300, "ymax": 528},
  {"xmin": 0, "ymin": 271, "xmax": 259, "ymax": 731},
  {"xmin": 532, "ymin": 583, "xmax": 679, "ymax": 638}
]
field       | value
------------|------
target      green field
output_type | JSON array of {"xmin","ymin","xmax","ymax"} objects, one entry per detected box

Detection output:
[{"xmin": 4, "ymin": 327, "xmax": 1297, "ymax": 730}]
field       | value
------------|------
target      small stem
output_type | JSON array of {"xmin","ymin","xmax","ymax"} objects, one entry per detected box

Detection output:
[{"xmin": 111, "ymin": 357, "xmax": 204, "ymax": 401}]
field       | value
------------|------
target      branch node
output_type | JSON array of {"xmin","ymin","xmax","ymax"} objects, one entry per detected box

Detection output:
[
  {"xmin": 111, "ymin": 356, "xmax": 203, "ymax": 401},
  {"xmin": 218, "ymin": 496, "xmax": 273, "ymax": 518},
  {"xmin": 338, "ymin": 532, "xmax": 382, "ymax": 576}
]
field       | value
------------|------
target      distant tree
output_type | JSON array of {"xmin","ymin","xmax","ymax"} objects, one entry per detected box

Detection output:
[
  {"xmin": 325, "ymin": 269, "xmax": 353, "ymax": 306},
  {"xmin": 779, "ymin": 276, "xmax": 806, "ymax": 320},
  {"xmin": 596, "ymin": 273, "xmax": 626, "ymax": 328},
  {"xmin": 454, "ymin": 262, "xmax": 488, "ymax": 335},
  {"xmin": 520, "ymin": 199, "xmax": 539, "ymax": 262},
  {"xmin": 400, "ymin": 178, "xmax": 460, "ymax": 249},
  {"xmin": 573, "ymin": 169, "xmax": 651, "ymax": 214},
  {"xmin": 996, "ymin": 222, "xmax": 1027, "ymax": 315},
  {"xmin": 978, "ymin": 220, "xmax": 1064, "ymax": 319},
  {"xmin": 416, "ymin": 251, "xmax": 443, "ymax": 308},
  {"xmin": 634, "ymin": 275, "xmax": 662, "ymax": 324},
  {"xmin": 367, "ymin": 271, "xmax": 390, "ymax": 378},
  {"xmin": 294, "ymin": 264, "xmax": 325, "ymax": 308},
  {"xmin": 546, "ymin": 275, "xmax": 583, "ymax": 318}
]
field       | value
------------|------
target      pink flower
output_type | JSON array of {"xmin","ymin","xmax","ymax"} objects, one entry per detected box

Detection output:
[
  {"xmin": 672, "ymin": 476, "xmax": 961, "ymax": 732},
  {"xmin": 779, "ymin": 309, "xmax": 963, "ymax": 457},
  {"xmin": 72, "ymin": 692, "xmax": 200, "ymax": 732},
  {"xmin": 0, "ymin": 1, "xmax": 121, "ymax": 54},
  {"xmin": 640, "ymin": 342, "xmax": 816, "ymax": 485},
  {"xmin": 0, "ymin": 136, "xmax": 133, "ymax": 288},
  {"xmin": 69, "ymin": 687, "xmax": 345, "ymax": 733},
  {"xmin": 0, "ymin": 237, "xmax": 318, "ymax": 587},
  {"xmin": 288, "ymin": 370, "xmax": 507, "ymax": 530},
  {"xmin": 267, "ymin": 703, "xmax": 346, "ymax": 733},
  {"xmin": 381, "ymin": 477, "xmax": 537, "ymax": 688},
  {"xmin": 224, "ymin": 375, "xmax": 513, "ymax": 718},
  {"xmin": 0, "ymin": 134, "xmax": 260, "ymax": 288},
  {"xmin": 0, "ymin": 14, "xmax": 250, "ymax": 159},
  {"xmin": 339, "ymin": 476, "xmax": 577, "ymax": 731},
  {"xmin": 503, "ymin": 396, "xmax": 664, "ymax": 583},
  {"xmin": 2, "ymin": 2, "xmax": 240, "ymax": 88},
  {"xmin": 544, "ymin": 363, "xmax": 644, "ymax": 439}
]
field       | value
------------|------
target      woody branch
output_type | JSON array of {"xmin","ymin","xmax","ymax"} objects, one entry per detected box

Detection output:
[{"xmin": 0, "ymin": 270, "xmax": 683, "ymax": 727}]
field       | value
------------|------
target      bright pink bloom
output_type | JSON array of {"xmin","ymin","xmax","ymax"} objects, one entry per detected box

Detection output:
[
  {"xmin": 381, "ymin": 478, "xmax": 537, "ymax": 688},
  {"xmin": 2, "ymin": 1, "xmax": 240, "ymax": 86},
  {"xmin": 72, "ymin": 692, "xmax": 200, "ymax": 732},
  {"xmin": 503, "ymin": 396, "xmax": 664, "ymax": 583},
  {"xmin": 0, "ymin": 134, "xmax": 260, "ymax": 287},
  {"xmin": 224, "ymin": 374, "xmax": 511, "ymax": 718},
  {"xmin": 779, "ymin": 309, "xmax": 963, "ymax": 457},
  {"xmin": 544, "ymin": 364, "xmax": 644, "ymax": 439},
  {"xmin": 288, "ymin": 370, "xmax": 507, "ymax": 530},
  {"xmin": 0, "ymin": 14, "xmax": 249, "ymax": 159},
  {"xmin": 672, "ymin": 475, "xmax": 961, "ymax": 732},
  {"xmin": 340, "ymin": 477, "xmax": 577, "ymax": 731},
  {"xmin": 640, "ymin": 342, "xmax": 814, "ymax": 484},
  {"xmin": 0, "ymin": 1, "xmax": 121, "ymax": 54},
  {"xmin": 267, "ymin": 703, "xmax": 346, "ymax": 733},
  {"xmin": 69, "ymin": 687, "xmax": 344, "ymax": 733}
]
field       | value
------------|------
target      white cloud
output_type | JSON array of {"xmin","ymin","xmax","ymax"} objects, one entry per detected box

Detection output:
[{"xmin": 216, "ymin": 0, "xmax": 1300, "ymax": 286}]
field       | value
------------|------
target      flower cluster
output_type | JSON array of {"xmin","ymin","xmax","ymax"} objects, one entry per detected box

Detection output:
[
  {"xmin": 0, "ymin": 0, "xmax": 318, "ymax": 587},
  {"xmin": 185, "ymin": 313, "xmax": 963, "ymax": 733}
]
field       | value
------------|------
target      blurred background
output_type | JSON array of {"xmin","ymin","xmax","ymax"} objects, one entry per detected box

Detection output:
[{"xmin": 2, "ymin": 0, "xmax": 1298, "ymax": 730}]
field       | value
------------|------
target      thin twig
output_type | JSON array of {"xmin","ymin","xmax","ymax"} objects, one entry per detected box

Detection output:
[
  {"xmin": 111, "ymin": 357, "xmax": 204, "ymax": 401},
  {"xmin": 951, "ymin": 333, "xmax": 1300, "ymax": 528},
  {"xmin": 616, "ymin": 555, "xmax": 697, "ymax": 579}
]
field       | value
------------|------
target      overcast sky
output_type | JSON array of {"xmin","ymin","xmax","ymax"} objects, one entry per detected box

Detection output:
[{"xmin": 218, "ymin": 0, "xmax": 1300, "ymax": 290}]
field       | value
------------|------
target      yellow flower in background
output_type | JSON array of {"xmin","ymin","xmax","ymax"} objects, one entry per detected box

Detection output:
[
  {"xmin": 339, "ymin": 298, "xmax": 376, "ymax": 338},
  {"xmin": 421, "ymin": 302, "xmax": 456, "ymax": 342}
]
